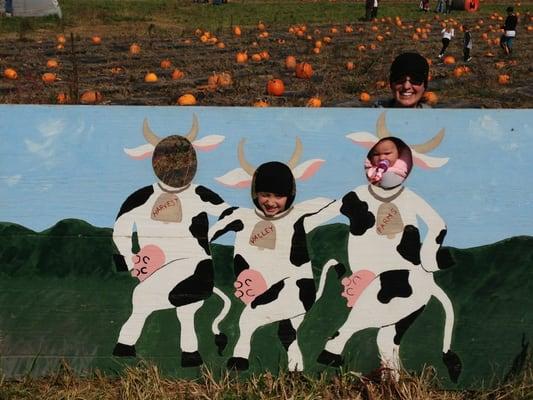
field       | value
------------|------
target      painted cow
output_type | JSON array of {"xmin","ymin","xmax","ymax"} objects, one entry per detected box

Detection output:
[
  {"xmin": 314, "ymin": 112, "xmax": 462, "ymax": 382},
  {"xmin": 112, "ymin": 114, "xmax": 232, "ymax": 367},
  {"xmin": 211, "ymin": 138, "xmax": 336, "ymax": 371}
]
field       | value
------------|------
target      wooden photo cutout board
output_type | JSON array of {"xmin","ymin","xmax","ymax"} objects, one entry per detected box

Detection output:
[{"xmin": 0, "ymin": 106, "xmax": 531, "ymax": 388}]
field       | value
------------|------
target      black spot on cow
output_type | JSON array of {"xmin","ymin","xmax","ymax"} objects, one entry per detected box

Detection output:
[
  {"xmin": 278, "ymin": 319, "xmax": 297, "ymax": 351},
  {"xmin": 195, "ymin": 185, "xmax": 224, "ymax": 205},
  {"xmin": 227, "ymin": 356, "xmax": 249, "ymax": 370},
  {"xmin": 190, "ymin": 212, "xmax": 210, "ymax": 254},
  {"xmin": 290, "ymin": 200, "xmax": 337, "ymax": 266},
  {"xmin": 211, "ymin": 219, "xmax": 244, "ymax": 242},
  {"xmin": 443, "ymin": 350, "xmax": 462, "ymax": 383},
  {"xmin": 393, "ymin": 305, "xmax": 425, "ymax": 345},
  {"xmin": 251, "ymin": 280, "xmax": 285, "ymax": 309},
  {"xmin": 437, "ymin": 247, "xmax": 455, "ymax": 269},
  {"xmin": 233, "ymin": 253, "xmax": 249, "ymax": 277},
  {"xmin": 340, "ymin": 192, "xmax": 375, "ymax": 236},
  {"xmin": 396, "ymin": 225, "xmax": 421, "ymax": 265},
  {"xmin": 168, "ymin": 259, "xmax": 214, "ymax": 307},
  {"xmin": 116, "ymin": 185, "xmax": 154, "ymax": 220},
  {"xmin": 181, "ymin": 350, "xmax": 203, "ymax": 367},
  {"xmin": 215, "ymin": 333, "xmax": 228, "ymax": 356},
  {"xmin": 435, "ymin": 228, "xmax": 447, "ymax": 245},
  {"xmin": 377, "ymin": 270, "xmax": 412, "ymax": 304},
  {"xmin": 113, "ymin": 254, "xmax": 129, "ymax": 272},
  {"xmin": 296, "ymin": 278, "xmax": 316, "ymax": 311},
  {"xmin": 219, "ymin": 206, "xmax": 239, "ymax": 220}
]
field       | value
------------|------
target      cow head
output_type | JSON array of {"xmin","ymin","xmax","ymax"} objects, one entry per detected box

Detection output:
[
  {"xmin": 346, "ymin": 112, "xmax": 448, "ymax": 188},
  {"xmin": 124, "ymin": 114, "xmax": 225, "ymax": 189},
  {"xmin": 215, "ymin": 138, "xmax": 324, "ymax": 204}
]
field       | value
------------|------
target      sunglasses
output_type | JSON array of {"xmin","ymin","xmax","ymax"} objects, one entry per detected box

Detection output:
[{"xmin": 392, "ymin": 76, "xmax": 424, "ymax": 86}]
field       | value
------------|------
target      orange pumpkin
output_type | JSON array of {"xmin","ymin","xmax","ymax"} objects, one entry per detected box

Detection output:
[
  {"xmin": 177, "ymin": 94, "xmax": 197, "ymax": 106},
  {"xmin": 216, "ymin": 42, "xmax": 226, "ymax": 49},
  {"xmin": 80, "ymin": 90, "xmax": 103, "ymax": 104},
  {"xmin": 91, "ymin": 35, "xmax": 102, "ymax": 45},
  {"xmin": 443, "ymin": 55, "xmax": 456, "ymax": 64},
  {"xmin": 171, "ymin": 69, "xmax": 185, "ymax": 80},
  {"xmin": 42, "ymin": 72, "xmax": 57, "ymax": 83},
  {"xmin": 251, "ymin": 53, "xmax": 262, "ymax": 62},
  {"xmin": 257, "ymin": 21, "xmax": 266, "ymax": 31},
  {"xmin": 498, "ymin": 74, "xmax": 510, "ymax": 85},
  {"xmin": 260, "ymin": 51, "xmax": 270, "ymax": 60},
  {"xmin": 306, "ymin": 97, "xmax": 322, "ymax": 107},
  {"xmin": 295, "ymin": 62, "xmax": 313, "ymax": 79},
  {"xmin": 235, "ymin": 51, "xmax": 248, "ymax": 64},
  {"xmin": 160, "ymin": 59, "xmax": 172, "ymax": 69},
  {"xmin": 56, "ymin": 92, "xmax": 70, "ymax": 104},
  {"xmin": 359, "ymin": 92, "xmax": 371, "ymax": 102},
  {"xmin": 57, "ymin": 34, "xmax": 66, "ymax": 44},
  {"xmin": 144, "ymin": 72, "xmax": 158, "ymax": 83},
  {"xmin": 453, "ymin": 66, "xmax": 464, "ymax": 77},
  {"xmin": 285, "ymin": 55, "xmax": 297, "ymax": 70},
  {"xmin": 47, "ymin": 59, "xmax": 59, "ymax": 68},
  {"xmin": 129, "ymin": 43, "xmax": 141, "ymax": 55},
  {"xmin": 423, "ymin": 91, "xmax": 439, "ymax": 105},
  {"xmin": 233, "ymin": 26, "xmax": 242, "ymax": 36},
  {"xmin": 267, "ymin": 78, "xmax": 285, "ymax": 96},
  {"xmin": 346, "ymin": 61, "xmax": 355, "ymax": 71},
  {"xmin": 253, "ymin": 100, "xmax": 270, "ymax": 107}
]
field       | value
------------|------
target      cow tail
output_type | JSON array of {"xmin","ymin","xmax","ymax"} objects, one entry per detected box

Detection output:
[
  {"xmin": 431, "ymin": 282, "xmax": 454, "ymax": 353},
  {"xmin": 211, "ymin": 287, "xmax": 231, "ymax": 334},
  {"xmin": 316, "ymin": 259, "xmax": 339, "ymax": 301}
]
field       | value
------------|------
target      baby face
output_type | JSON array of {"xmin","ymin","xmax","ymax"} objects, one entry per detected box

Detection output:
[
  {"xmin": 370, "ymin": 139, "xmax": 399, "ymax": 166},
  {"xmin": 256, "ymin": 192, "xmax": 288, "ymax": 216}
]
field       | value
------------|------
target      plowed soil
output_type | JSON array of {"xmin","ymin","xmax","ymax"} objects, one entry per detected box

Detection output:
[{"xmin": 0, "ymin": 13, "xmax": 531, "ymax": 107}]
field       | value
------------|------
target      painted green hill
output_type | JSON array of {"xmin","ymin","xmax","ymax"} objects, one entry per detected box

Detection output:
[{"xmin": 0, "ymin": 220, "xmax": 531, "ymax": 388}]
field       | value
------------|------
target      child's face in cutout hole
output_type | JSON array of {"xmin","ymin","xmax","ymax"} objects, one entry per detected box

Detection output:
[
  {"xmin": 256, "ymin": 192, "xmax": 288, "ymax": 216},
  {"xmin": 370, "ymin": 139, "xmax": 399, "ymax": 167}
]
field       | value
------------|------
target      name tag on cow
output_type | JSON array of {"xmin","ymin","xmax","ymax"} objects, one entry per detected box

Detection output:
[
  {"xmin": 151, "ymin": 193, "xmax": 182, "ymax": 223},
  {"xmin": 376, "ymin": 202, "xmax": 404, "ymax": 239},
  {"xmin": 249, "ymin": 220, "xmax": 276, "ymax": 250}
]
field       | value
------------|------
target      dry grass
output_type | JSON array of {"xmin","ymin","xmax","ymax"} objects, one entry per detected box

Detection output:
[{"xmin": 1, "ymin": 360, "xmax": 532, "ymax": 400}]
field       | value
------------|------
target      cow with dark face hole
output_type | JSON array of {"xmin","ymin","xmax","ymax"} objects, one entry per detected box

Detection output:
[
  {"xmin": 112, "ymin": 114, "xmax": 232, "ymax": 367},
  {"xmin": 313, "ymin": 113, "xmax": 462, "ymax": 382},
  {"xmin": 211, "ymin": 138, "xmax": 336, "ymax": 371}
]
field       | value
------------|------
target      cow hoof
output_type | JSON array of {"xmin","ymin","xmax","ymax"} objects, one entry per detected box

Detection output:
[
  {"xmin": 443, "ymin": 350, "xmax": 462, "ymax": 382},
  {"xmin": 227, "ymin": 357, "xmax": 249, "ymax": 370},
  {"xmin": 112, "ymin": 343, "xmax": 136, "ymax": 357},
  {"xmin": 181, "ymin": 351, "xmax": 203, "ymax": 367},
  {"xmin": 317, "ymin": 350, "xmax": 343, "ymax": 367},
  {"xmin": 215, "ymin": 333, "xmax": 228, "ymax": 356}
]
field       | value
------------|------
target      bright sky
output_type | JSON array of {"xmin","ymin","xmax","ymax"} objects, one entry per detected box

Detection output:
[{"xmin": 0, "ymin": 105, "xmax": 531, "ymax": 248}]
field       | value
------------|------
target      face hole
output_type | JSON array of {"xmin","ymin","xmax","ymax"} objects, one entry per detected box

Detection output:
[{"xmin": 152, "ymin": 135, "xmax": 197, "ymax": 188}]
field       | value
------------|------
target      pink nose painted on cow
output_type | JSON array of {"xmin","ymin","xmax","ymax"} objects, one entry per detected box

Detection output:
[
  {"xmin": 341, "ymin": 270, "xmax": 376, "ymax": 308},
  {"xmin": 131, "ymin": 244, "xmax": 166, "ymax": 282},
  {"xmin": 234, "ymin": 269, "xmax": 268, "ymax": 304}
]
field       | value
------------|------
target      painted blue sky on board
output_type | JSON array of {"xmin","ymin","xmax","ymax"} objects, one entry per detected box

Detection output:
[{"xmin": 0, "ymin": 105, "xmax": 531, "ymax": 248}]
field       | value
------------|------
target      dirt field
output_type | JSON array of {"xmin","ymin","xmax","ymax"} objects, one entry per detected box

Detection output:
[{"xmin": 0, "ymin": 9, "xmax": 531, "ymax": 108}]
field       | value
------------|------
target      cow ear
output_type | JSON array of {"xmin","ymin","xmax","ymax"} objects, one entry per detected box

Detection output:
[
  {"xmin": 215, "ymin": 168, "xmax": 252, "ymax": 188},
  {"xmin": 124, "ymin": 143, "xmax": 155, "ymax": 160},
  {"xmin": 293, "ymin": 159, "xmax": 325, "ymax": 181},
  {"xmin": 412, "ymin": 153, "xmax": 449, "ymax": 169},
  {"xmin": 192, "ymin": 135, "xmax": 225, "ymax": 152}
]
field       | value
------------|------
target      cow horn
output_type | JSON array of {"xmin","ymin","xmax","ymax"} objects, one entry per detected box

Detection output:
[
  {"xmin": 238, "ymin": 139, "xmax": 256, "ymax": 176},
  {"xmin": 185, "ymin": 113, "xmax": 199, "ymax": 143},
  {"xmin": 376, "ymin": 112, "xmax": 391, "ymax": 139},
  {"xmin": 410, "ymin": 128, "xmax": 445, "ymax": 154},
  {"xmin": 143, "ymin": 118, "xmax": 161, "ymax": 146},
  {"xmin": 287, "ymin": 137, "xmax": 302, "ymax": 169}
]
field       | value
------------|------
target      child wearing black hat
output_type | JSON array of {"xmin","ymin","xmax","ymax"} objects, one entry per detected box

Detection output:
[{"xmin": 375, "ymin": 52, "xmax": 430, "ymax": 108}]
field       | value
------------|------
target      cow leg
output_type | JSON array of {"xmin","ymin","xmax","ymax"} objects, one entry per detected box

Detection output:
[
  {"xmin": 376, "ymin": 325, "xmax": 401, "ymax": 381},
  {"xmin": 114, "ymin": 305, "xmax": 154, "ymax": 356},
  {"xmin": 176, "ymin": 301, "xmax": 204, "ymax": 367},
  {"xmin": 286, "ymin": 314, "xmax": 305, "ymax": 371}
]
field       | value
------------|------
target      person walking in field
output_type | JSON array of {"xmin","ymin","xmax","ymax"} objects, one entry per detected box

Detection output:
[
  {"xmin": 438, "ymin": 23, "xmax": 454, "ymax": 59},
  {"xmin": 463, "ymin": 25, "xmax": 472, "ymax": 62},
  {"xmin": 445, "ymin": 0, "xmax": 452, "ymax": 14},
  {"xmin": 500, "ymin": 6, "xmax": 518, "ymax": 55},
  {"xmin": 435, "ymin": 0, "xmax": 445, "ymax": 13}
]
